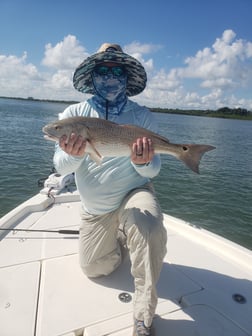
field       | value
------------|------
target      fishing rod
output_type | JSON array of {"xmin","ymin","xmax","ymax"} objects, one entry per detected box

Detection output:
[{"xmin": 0, "ymin": 228, "xmax": 79, "ymax": 235}]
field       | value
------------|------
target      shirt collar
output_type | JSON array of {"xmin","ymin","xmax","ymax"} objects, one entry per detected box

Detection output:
[{"xmin": 91, "ymin": 94, "xmax": 127, "ymax": 116}]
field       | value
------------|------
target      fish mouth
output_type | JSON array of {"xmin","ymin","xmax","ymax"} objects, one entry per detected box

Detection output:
[
  {"xmin": 42, "ymin": 125, "xmax": 60, "ymax": 141},
  {"xmin": 43, "ymin": 134, "xmax": 59, "ymax": 141}
]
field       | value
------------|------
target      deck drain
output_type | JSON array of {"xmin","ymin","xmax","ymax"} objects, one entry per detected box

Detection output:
[
  {"xmin": 232, "ymin": 293, "xmax": 247, "ymax": 304},
  {"xmin": 118, "ymin": 292, "xmax": 132, "ymax": 303}
]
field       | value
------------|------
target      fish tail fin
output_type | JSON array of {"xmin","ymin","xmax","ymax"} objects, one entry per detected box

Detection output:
[{"xmin": 179, "ymin": 144, "xmax": 216, "ymax": 174}]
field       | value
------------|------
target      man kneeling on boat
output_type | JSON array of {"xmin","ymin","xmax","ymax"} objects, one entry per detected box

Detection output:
[{"xmin": 53, "ymin": 43, "xmax": 167, "ymax": 336}]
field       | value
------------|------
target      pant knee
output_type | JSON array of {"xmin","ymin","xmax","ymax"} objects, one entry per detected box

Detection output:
[
  {"xmin": 125, "ymin": 210, "xmax": 167, "ymax": 262},
  {"xmin": 80, "ymin": 247, "xmax": 122, "ymax": 278},
  {"xmin": 125, "ymin": 207, "xmax": 164, "ymax": 239}
]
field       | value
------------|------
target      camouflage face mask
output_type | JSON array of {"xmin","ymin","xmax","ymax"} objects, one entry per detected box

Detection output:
[{"xmin": 92, "ymin": 70, "xmax": 127, "ymax": 102}]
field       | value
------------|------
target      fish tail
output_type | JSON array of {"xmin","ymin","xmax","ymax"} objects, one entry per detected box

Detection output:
[{"xmin": 178, "ymin": 144, "xmax": 216, "ymax": 174}]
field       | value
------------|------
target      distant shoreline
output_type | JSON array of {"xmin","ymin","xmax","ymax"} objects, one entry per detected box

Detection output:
[
  {"xmin": 150, "ymin": 107, "xmax": 252, "ymax": 120},
  {"xmin": 0, "ymin": 95, "xmax": 79, "ymax": 105},
  {"xmin": 1, "ymin": 96, "xmax": 252, "ymax": 120}
]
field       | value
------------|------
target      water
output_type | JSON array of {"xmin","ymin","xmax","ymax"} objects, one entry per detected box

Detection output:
[
  {"xmin": 0, "ymin": 98, "xmax": 66, "ymax": 216},
  {"xmin": 0, "ymin": 98, "xmax": 251, "ymax": 250}
]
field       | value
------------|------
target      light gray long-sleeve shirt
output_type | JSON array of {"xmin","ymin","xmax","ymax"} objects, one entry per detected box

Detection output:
[{"xmin": 53, "ymin": 97, "xmax": 161, "ymax": 214}]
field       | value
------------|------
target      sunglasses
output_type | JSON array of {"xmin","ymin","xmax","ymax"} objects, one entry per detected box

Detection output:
[{"xmin": 94, "ymin": 65, "xmax": 125, "ymax": 77}]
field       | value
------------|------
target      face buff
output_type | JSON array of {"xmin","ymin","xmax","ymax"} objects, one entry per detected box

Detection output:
[{"xmin": 92, "ymin": 66, "xmax": 127, "ymax": 103}]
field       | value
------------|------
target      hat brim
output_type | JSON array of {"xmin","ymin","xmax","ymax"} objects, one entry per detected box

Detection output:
[{"xmin": 73, "ymin": 50, "xmax": 147, "ymax": 97}]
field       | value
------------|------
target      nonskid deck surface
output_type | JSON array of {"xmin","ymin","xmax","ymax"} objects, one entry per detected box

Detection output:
[{"xmin": 0, "ymin": 191, "xmax": 251, "ymax": 335}]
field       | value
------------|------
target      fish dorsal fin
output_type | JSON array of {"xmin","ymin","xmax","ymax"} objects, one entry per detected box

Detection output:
[{"xmin": 75, "ymin": 116, "xmax": 118, "ymax": 126}]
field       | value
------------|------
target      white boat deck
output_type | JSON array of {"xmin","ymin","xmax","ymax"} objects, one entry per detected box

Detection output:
[{"xmin": 0, "ymin": 189, "xmax": 251, "ymax": 336}]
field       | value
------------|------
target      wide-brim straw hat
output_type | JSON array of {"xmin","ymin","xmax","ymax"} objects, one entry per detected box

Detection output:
[{"xmin": 73, "ymin": 43, "xmax": 147, "ymax": 97}]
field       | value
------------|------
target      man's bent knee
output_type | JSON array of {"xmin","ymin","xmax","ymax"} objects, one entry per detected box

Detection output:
[{"xmin": 80, "ymin": 247, "xmax": 122, "ymax": 278}]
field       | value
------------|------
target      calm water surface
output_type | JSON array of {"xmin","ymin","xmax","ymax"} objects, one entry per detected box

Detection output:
[{"xmin": 0, "ymin": 98, "xmax": 251, "ymax": 250}]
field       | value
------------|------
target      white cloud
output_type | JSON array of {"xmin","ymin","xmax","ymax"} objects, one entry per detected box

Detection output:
[
  {"xmin": 42, "ymin": 35, "xmax": 88, "ymax": 70},
  {"xmin": 176, "ymin": 29, "xmax": 252, "ymax": 90},
  {"xmin": 124, "ymin": 42, "xmax": 161, "ymax": 72},
  {"xmin": 46, "ymin": 70, "xmax": 72, "ymax": 90},
  {"xmin": 0, "ymin": 31, "xmax": 252, "ymax": 110},
  {"xmin": 124, "ymin": 41, "xmax": 162, "ymax": 55},
  {"xmin": 0, "ymin": 52, "xmax": 40, "ymax": 79},
  {"xmin": 0, "ymin": 52, "xmax": 44, "ymax": 98},
  {"xmin": 139, "ymin": 29, "xmax": 252, "ymax": 109}
]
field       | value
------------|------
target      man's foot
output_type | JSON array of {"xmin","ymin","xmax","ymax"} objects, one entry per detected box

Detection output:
[{"xmin": 132, "ymin": 319, "xmax": 154, "ymax": 336}]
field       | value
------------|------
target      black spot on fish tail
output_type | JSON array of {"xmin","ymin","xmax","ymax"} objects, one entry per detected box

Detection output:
[{"xmin": 180, "ymin": 144, "xmax": 216, "ymax": 174}]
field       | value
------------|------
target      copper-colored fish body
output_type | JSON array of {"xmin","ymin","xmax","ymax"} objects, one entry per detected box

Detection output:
[{"xmin": 43, "ymin": 116, "xmax": 215, "ymax": 173}]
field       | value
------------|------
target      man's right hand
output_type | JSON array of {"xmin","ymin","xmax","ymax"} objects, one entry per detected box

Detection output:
[{"xmin": 59, "ymin": 133, "xmax": 87, "ymax": 157}]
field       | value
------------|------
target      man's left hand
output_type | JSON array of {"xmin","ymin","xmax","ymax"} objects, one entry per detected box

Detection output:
[{"xmin": 131, "ymin": 137, "xmax": 154, "ymax": 165}]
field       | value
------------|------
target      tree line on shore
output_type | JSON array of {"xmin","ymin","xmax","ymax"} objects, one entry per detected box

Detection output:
[
  {"xmin": 150, "ymin": 106, "xmax": 252, "ymax": 120},
  {"xmin": 1, "ymin": 96, "xmax": 251, "ymax": 120}
]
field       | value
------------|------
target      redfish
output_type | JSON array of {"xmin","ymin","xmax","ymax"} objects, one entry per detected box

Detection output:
[{"xmin": 43, "ymin": 116, "xmax": 215, "ymax": 173}]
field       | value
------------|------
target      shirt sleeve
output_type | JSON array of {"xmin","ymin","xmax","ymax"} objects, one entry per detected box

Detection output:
[
  {"xmin": 53, "ymin": 143, "xmax": 84, "ymax": 175},
  {"xmin": 131, "ymin": 154, "xmax": 161, "ymax": 178}
]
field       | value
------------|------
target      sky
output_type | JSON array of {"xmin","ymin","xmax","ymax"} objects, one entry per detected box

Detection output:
[{"xmin": 0, "ymin": 0, "xmax": 252, "ymax": 110}]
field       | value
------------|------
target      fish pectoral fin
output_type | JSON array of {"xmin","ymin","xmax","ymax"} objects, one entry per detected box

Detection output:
[{"xmin": 85, "ymin": 141, "xmax": 103, "ymax": 165}]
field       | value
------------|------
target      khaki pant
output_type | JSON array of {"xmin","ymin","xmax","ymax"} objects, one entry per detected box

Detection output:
[{"xmin": 79, "ymin": 183, "xmax": 167, "ymax": 327}]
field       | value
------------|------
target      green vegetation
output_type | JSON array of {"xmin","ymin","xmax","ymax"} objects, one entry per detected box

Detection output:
[
  {"xmin": 1, "ymin": 96, "xmax": 252, "ymax": 120},
  {"xmin": 150, "ymin": 106, "xmax": 252, "ymax": 120},
  {"xmin": 0, "ymin": 96, "xmax": 78, "ymax": 105}
]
